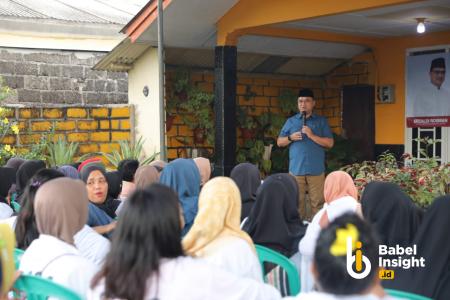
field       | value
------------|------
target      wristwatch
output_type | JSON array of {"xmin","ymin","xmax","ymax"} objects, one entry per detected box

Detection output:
[{"xmin": 288, "ymin": 135, "xmax": 292, "ymax": 142}]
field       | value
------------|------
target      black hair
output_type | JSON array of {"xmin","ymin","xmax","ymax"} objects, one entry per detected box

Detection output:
[
  {"xmin": 314, "ymin": 213, "xmax": 379, "ymax": 295},
  {"xmin": 15, "ymin": 168, "xmax": 64, "ymax": 250},
  {"xmin": 117, "ymin": 159, "xmax": 139, "ymax": 182},
  {"xmin": 91, "ymin": 183, "xmax": 184, "ymax": 300}
]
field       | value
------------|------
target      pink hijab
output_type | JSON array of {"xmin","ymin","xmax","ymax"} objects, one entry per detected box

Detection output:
[
  {"xmin": 323, "ymin": 171, "xmax": 358, "ymax": 203},
  {"xmin": 193, "ymin": 157, "xmax": 211, "ymax": 186}
]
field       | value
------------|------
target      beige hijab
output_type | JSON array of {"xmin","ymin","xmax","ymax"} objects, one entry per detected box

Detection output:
[
  {"xmin": 34, "ymin": 178, "xmax": 88, "ymax": 245},
  {"xmin": 193, "ymin": 157, "xmax": 211, "ymax": 185},
  {"xmin": 134, "ymin": 165, "xmax": 159, "ymax": 189},
  {"xmin": 182, "ymin": 177, "xmax": 255, "ymax": 256}
]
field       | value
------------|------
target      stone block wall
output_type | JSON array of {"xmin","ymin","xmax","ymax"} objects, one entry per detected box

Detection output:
[
  {"xmin": 0, "ymin": 48, "xmax": 128, "ymax": 105},
  {"xmin": 2, "ymin": 106, "xmax": 131, "ymax": 159}
]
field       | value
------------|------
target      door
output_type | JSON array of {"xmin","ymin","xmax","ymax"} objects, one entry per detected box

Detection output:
[{"xmin": 342, "ymin": 85, "xmax": 375, "ymax": 161}]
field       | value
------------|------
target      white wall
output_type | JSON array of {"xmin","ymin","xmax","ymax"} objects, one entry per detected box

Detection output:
[{"xmin": 128, "ymin": 47, "xmax": 162, "ymax": 159}]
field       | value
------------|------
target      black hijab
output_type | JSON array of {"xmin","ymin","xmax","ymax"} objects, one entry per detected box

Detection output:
[
  {"xmin": 384, "ymin": 195, "xmax": 450, "ymax": 299},
  {"xmin": 81, "ymin": 164, "xmax": 120, "ymax": 219},
  {"xmin": 105, "ymin": 171, "xmax": 122, "ymax": 200},
  {"xmin": 243, "ymin": 173, "xmax": 306, "ymax": 257},
  {"xmin": 15, "ymin": 160, "xmax": 46, "ymax": 202},
  {"xmin": 5, "ymin": 157, "xmax": 25, "ymax": 171},
  {"xmin": 361, "ymin": 181, "xmax": 422, "ymax": 248},
  {"xmin": 230, "ymin": 163, "xmax": 261, "ymax": 221},
  {"xmin": 0, "ymin": 167, "xmax": 16, "ymax": 203}
]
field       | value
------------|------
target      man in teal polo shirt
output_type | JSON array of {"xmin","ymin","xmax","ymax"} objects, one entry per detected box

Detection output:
[{"xmin": 277, "ymin": 88, "xmax": 334, "ymax": 221}]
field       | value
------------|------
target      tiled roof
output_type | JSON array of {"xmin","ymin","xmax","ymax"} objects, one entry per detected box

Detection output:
[{"xmin": 0, "ymin": 0, "xmax": 148, "ymax": 25}]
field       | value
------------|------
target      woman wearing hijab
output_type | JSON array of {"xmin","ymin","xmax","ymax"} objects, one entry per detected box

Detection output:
[
  {"xmin": 193, "ymin": 157, "xmax": 211, "ymax": 186},
  {"xmin": 57, "ymin": 165, "xmax": 80, "ymax": 179},
  {"xmin": 105, "ymin": 171, "xmax": 122, "ymax": 200},
  {"xmin": 160, "ymin": 158, "xmax": 201, "ymax": 236},
  {"xmin": 89, "ymin": 184, "xmax": 281, "ymax": 300},
  {"xmin": 0, "ymin": 167, "xmax": 15, "ymax": 219},
  {"xmin": 230, "ymin": 163, "xmax": 261, "ymax": 221},
  {"xmin": 5, "ymin": 157, "xmax": 25, "ymax": 170},
  {"xmin": 134, "ymin": 165, "xmax": 159, "ymax": 189},
  {"xmin": 149, "ymin": 159, "xmax": 167, "ymax": 173},
  {"xmin": 183, "ymin": 177, "xmax": 262, "ymax": 281},
  {"xmin": 80, "ymin": 164, "xmax": 118, "ymax": 236},
  {"xmin": 243, "ymin": 173, "xmax": 306, "ymax": 258},
  {"xmin": 15, "ymin": 169, "xmax": 65, "ymax": 249},
  {"xmin": 19, "ymin": 178, "xmax": 98, "ymax": 295},
  {"xmin": 299, "ymin": 170, "xmax": 360, "ymax": 292},
  {"xmin": 15, "ymin": 160, "xmax": 45, "ymax": 203},
  {"xmin": 384, "ymin": 195, "xmax": 450, "ymax": 299},
  {"xmin": 361, "ymin": 181, "xmax": 422, "ymax": 249}
]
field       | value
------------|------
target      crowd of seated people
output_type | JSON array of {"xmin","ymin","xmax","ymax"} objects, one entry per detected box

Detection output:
[{"xmin": 0, "ymin": 156, "xmax": 447, "ymax": 299}]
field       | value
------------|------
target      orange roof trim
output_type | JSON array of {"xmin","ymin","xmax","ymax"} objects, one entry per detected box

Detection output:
[{"xmin": 124, "ymin": 0, "xmax": 172, "ymax": 43}]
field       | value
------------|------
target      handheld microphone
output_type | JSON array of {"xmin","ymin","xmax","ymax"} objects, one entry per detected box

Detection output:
[{"xmin": 302, "ymin": 111, "xmax": 307, "ymax": 127}]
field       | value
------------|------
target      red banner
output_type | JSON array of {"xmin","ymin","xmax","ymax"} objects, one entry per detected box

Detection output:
[{"xmin": 406, "ymin": 116, "xmax": 450, "ymax": 128}]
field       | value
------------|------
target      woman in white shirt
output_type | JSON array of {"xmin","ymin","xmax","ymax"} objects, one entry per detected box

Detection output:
[
  {"xmin": 299, "ymin": 170, "xmax": 360, "ymax": 292},
  {"xmin": 19, "ymin": 178, "xmax": 98, "ymax": 296},
  {"xmin": 182, "ymin": 177, "xmax": 262, "ymax": 282},
  {"xmin": 89, "ymin": 183, "xmax": 281, "ymax": 300}
]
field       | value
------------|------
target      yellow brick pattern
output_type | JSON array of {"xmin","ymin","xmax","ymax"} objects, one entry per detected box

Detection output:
[
  {"xmin": 90, "ymin": 132, "xmax": 110, "ymax": 142},
  {"xmin": 110, "ymin": 107, "xmax": 130, "ymax": 118},
  {"xmin": 90, "ymin": 108, "xmax": 109, "ymax": 118},
  {"xmin": 31, "ymin": 121, "xmax": 52, "ymax": 131},
  {"xmin": 43, "ymin": 109, "xmax": 63, "ymax": 119},
  {"xmin": 2, "ymin": 106, "xmax": 131, "ymax": 158},
  {"xmin": 111, "ymin": 131, "xmax": 130, "ymax": 141},
  {"xmin": 77, "ymin": 121, "xmax": 98, "ymax": 130},
  {"xmin": 67, "ymin": 108, "xmax": 87, "ymax": 118}
]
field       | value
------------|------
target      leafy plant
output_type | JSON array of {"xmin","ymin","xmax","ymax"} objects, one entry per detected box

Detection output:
[
  {"xmin": 0, "ymin": 78, "xmax": 19, "ymax": 165},
  {"xmin": 325, "ymin": 133, "xmax": 362, "ymax": 173},
  {"xmin": 342, "ymin": 144, "xmax": 450, "ymax": 208},
  {"xmin": 237, "ymin": 106, "xmax": 257, "ymax": 130},
  {"xmin": 101, "ymin": 137, "xmax": 159, "ymax": 168},
  {"xmin": 46, "ymin": 137, "xmax": 79, "ymax": 167},
  {"xmin": 278, "ymin": 89, "xmax": 298, "ymax": 115},
  {"xmin": 180, "ymin": 88, "xmax": 215, "ymax": 145}
]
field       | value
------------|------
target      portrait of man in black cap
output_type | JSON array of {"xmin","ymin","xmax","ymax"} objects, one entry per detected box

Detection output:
[{"xmin": 408, "ymin": 56, "xmax": 450, "ymax": 117}]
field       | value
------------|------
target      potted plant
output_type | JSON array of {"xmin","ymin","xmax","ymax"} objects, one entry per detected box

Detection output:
[
  {"xmin": 237, "ymin": 106, "xmax": 257, "ymax": 139},
  {"xmin": 278, "ymin": 89, "xmax": 298, "ymax": 115},
  {"xmin": 180, "ymin": 88, "xmax": 215, "ymax": 145}
]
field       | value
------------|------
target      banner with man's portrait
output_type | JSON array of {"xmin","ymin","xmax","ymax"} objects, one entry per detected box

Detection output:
[{"xmin": 406, "ymin": 53, "xmax": 450, "ymax": 127}]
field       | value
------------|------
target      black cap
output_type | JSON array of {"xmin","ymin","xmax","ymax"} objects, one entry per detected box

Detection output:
[
  {"xmin": 298, "ymin": 88, "xmax": 314, "ymax": 98},
  {"xmin": 430, "ymin": 57, "xmax": 445, "ymax": 72}
]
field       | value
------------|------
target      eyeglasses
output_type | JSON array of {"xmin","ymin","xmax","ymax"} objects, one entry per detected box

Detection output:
[{"xmin": 87, "ymin": 178, "xmax": 107, "ymax": 186}]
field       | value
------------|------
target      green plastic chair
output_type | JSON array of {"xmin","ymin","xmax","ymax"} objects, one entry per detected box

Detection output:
[
  {"xmin": 255, "ymin": 244, "xmax": 300, "ymax": 296},
  {"xmin": 13, "ymin": 274, "xmax": 83, "ymax": 300},
  {"xmin": 14, "ymin": 248, "xmax": 24, "ymax": 270},
  {"xmin": 385, "ymin": 289, "xmax": 432, "ymax": 300},
  {"xmin": 11, "ymin": 201, "xmax": 20, "ymax": 213}
]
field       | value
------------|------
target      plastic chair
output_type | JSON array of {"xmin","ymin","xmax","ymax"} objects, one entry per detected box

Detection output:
[
  {"xmin": 11, "ymin": 201, "xmax": 20, "ymax": 213},
  {"xmin": 14, "ymin": 248, "xmax": 24, "ymax": 270},
  {"xmin": 255, "ymin": 244, "xmax": 300, "ymax": 295},
  {"xmin": 385, "ymin": 289, "xmax": 432, "ymax": 300},
  {"xmin": 13, "ymin": 274, "xmax": 82, "ymax": 300}
]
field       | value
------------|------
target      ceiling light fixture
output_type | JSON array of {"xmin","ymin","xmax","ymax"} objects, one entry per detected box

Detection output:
[{"xmin": 416, "ymin": 18, "xmax": 426, "ymax": 34}]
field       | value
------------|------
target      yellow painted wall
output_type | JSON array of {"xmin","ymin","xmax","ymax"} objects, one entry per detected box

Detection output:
[{"xmin": 372, "ymin": 31, "xmax": 450, "ymax": 144}]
